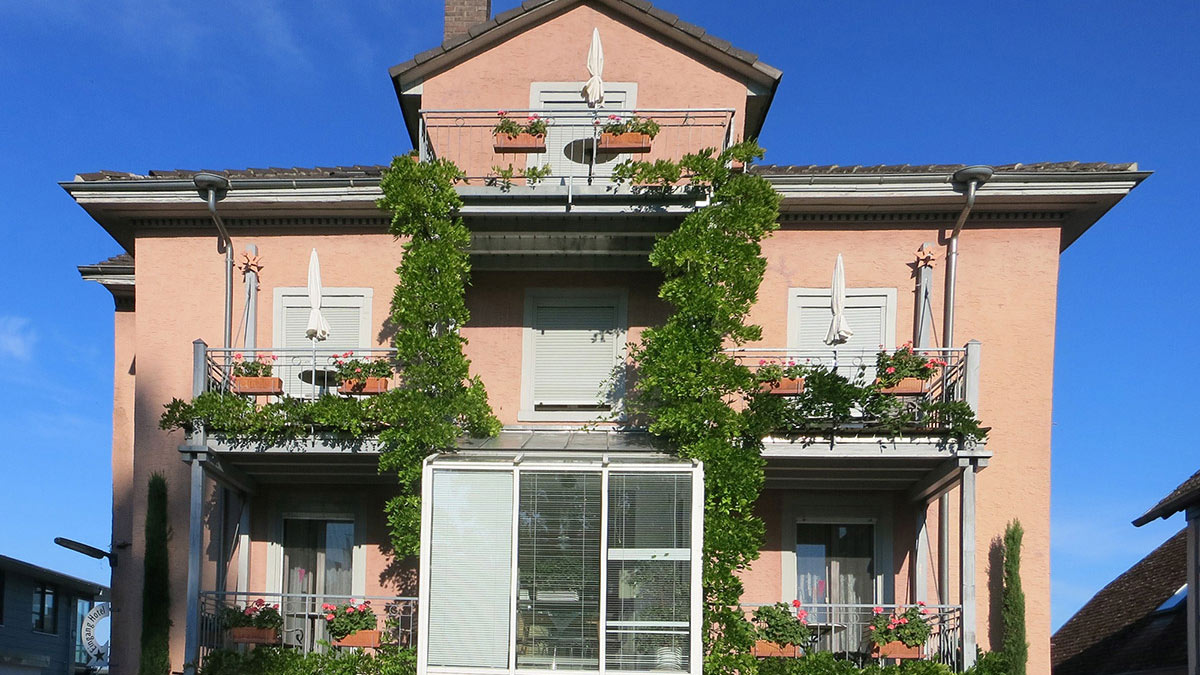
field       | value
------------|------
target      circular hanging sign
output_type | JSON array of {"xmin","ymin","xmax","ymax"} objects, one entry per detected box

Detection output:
[{"xmin": 82, "ymin": 602, "xmax": 111, "ymax": 662}]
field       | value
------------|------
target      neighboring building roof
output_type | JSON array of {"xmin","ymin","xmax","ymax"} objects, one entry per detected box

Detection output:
[
  {"xmin": 1134, "ymin": 469, "xmax": 1200, "ymax": 526},
  {"xmin": 750, "ymin": 161, "xmax": 1140, "ymax": 175},
  {"xmin": 77, "ymin": 252, "xmax": 133, "ymax": 270},
  {"xmin": 78, "ymin": 253, "xmax": 135, "ymax": 309},
  {"xmin": 1051, "ymin": 529, "xmax": 1189, "ymax": 675},
  {"xmin": 71, "ymin": 161, "xmax": 1139, "ymax": 182},
  {"xmin": 0, "ymin": 555, "xmax": 108, "ymax": 598}
]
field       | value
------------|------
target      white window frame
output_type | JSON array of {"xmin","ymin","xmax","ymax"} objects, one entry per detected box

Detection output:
[
  {"xmin": 519, "ymin": 288, "xmax": 628, "ymax": 422},
  {"xmin": 779, "ymin": 493, "xmax": 894, "ymax": 606},
  {"xmin": 266, "ymin": 507, "xmax": 367, "ymax": 599},
  {"xmin": 271, "ymin": 286, "xmax": 374, "ymax": 350},
  {"xmin": 417, "ymin": 456, "xmax": 705, "ymax": 675}
]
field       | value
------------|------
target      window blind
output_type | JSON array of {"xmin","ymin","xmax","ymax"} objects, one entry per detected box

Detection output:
[
  {"xmin": 278, "ymin": 300, "xmax": 365, "ymax": 397},
  {"xmin": 532, "ymin": 303, "xmax": 619, "ymax": 408},
  {"xmin": 426, "ymin": 470, "xmax": 514, "ymax": 669}
]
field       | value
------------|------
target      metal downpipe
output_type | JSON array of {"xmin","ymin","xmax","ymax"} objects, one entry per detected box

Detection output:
[
  {"xmin": 195, "ymin": 174, "xmax": 234, "ymax": 350},
  {"xmin": 943, "ymin": 166, "xmax": 993, "ymax": 349}
]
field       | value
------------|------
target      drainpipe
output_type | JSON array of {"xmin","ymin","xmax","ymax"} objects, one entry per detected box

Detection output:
[
  {"xmin": 942, "ymin": 166, "xmax": 993, "ymax": 349},
  {"xmin": 194, "ymin": 173, "xmax": 233, "ymax": 350}
]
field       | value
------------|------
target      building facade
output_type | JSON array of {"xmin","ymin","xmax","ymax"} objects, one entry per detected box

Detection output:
[
  {"xmin": 68, "ymin": 1, "xmax": 1146, "ymax": 674},
  {"xmin": 0, "ymin": 556, "xmax": 108, "ymax": 675}
]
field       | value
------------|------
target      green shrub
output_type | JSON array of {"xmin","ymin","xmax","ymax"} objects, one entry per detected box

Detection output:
[
  {"xmin": 753, "ymin": 602, "xmax": 814, "ymax": 647},
  {"xmin": 139, "ymin": 474, "xmax": 170, "ymax": 675},
  {"xmin": 757, "ymin": 652, "xmax": 862, "ymax": 675},
  {"xmin": 965, "ymin": 649, "xmax": 1010, "ymax": 675},
  {"xmin": 198, "ymin": 646, "xmax": 416, "ymax": 675},
  {"xmin": 1001, "ymin": 520, "xmax": 1027, "ymax": 675}
]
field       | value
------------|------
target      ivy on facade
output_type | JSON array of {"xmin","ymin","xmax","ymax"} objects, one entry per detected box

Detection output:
[
  {"xmin": 624, "ymin": 141, "xmax": 781, "ymax": 675},
  {"xmin": 374, "ymin": 154, "xmax": 502, "ymax": 557}
]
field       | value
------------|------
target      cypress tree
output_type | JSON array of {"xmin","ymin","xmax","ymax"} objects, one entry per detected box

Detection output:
[
  {"xmin": 1001, "ymin": 519, "xmax": 1028, "ymax": 675},
  {"xmin": 140, "ymin": 473, "xmax": 171, "ymax": 675}
]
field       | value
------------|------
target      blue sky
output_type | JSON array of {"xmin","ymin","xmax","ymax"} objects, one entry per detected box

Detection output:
[{"xmin": 0, "ymin": 1, "xmax": 1195, "ymax": 630}]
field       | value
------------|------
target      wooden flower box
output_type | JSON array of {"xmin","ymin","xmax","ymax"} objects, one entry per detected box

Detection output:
[
  {"xmin": 599, "ymin": 132, "xmax": 652, "ymax": 153},
  {"xmin": 494, "ymin": 133, "xmax": 546, "ymax": 153},
  {"xmin": 871, "ymin": 640, "xmax": 923, "ymax": 660},
  {"xmin": 333, "ymin": 629, "xmax": 382, "ymax": 648},
  {"xmin": 753, "ymin": 641, "xmax": 798, "ymax": 658},
  {"xmin": 877, "ymin": 377, "xmax": 927, "ymax": 395},
  {"xmin": 338, "ymin": 377, "xmax": 390, "ymax": 395},
  {"xmin": 231, "ymin": 376, "xmax": 284, "ymax": 396},
  {"xmin": 764, "ymin": 377, "xmax": 805, "ymax": 396},
  {"xmin": 230, "ymin": 627, "xmax": 280, "ymax": 645}
]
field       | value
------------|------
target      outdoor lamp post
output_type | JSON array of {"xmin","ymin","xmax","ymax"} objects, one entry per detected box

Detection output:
[{"xmin": 54, "ymin": 536, "xmax": 117, "ymax": 567}]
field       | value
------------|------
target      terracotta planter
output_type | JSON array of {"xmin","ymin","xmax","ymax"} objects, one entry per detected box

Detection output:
[
  {"xmin": 230, "ymin": 626, "xmax": 279, "ymax": 645},
  {"xmin": 333, "ymin": 629, "xmax": 382, "ymax": 648},
  {"xmin": 871, "ymin": 640, "xmax": 923, "ymax": 660},
  {"xmin": 764, "ymin": 377, "xmax": 805, "ymax": 396},
  {"xmin": 753, "ymin": 641, "xmax": 798, "ymax": 658},
  {"xmin": 494, "ymin": 132, "xmax": 546, "ymax": 153},
  {"xmin": 599, "ymin": 131, "xmax": 652, "ymax": 153},
  {"xmin": 338, "ymin": 377, "xmax": 390, "ymax": 395},
  {"xmin": 231, "ymin": 376, "xmax": 284, "ymax": 396},
  {"xmin": 877, "ymin": 377, "xmax": 927, "ymax": 395}
]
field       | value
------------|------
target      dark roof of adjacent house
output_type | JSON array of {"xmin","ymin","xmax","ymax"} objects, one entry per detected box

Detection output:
[
  {"xmin": 1051, "ymin": 530, "xmax": 1188, "ymax": 675},
  {"xmin": 1134, "ymin": 470, "xmax": 1200, "ymax": 526},
  {"xmin": 0, "ymin": 555, "xmax": 108, "ymax": 597},
  {"xmin": 78, "ymin": 253, "xmax": 133, "ymax": 270},
  {"xmin": 71, "ymin": 161, "xmax": 1139, "ymax": 182}
]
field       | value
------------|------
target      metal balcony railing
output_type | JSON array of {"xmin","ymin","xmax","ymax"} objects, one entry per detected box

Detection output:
[
  {"xmin": 418, "ymin": 107, "xmax": 736, "ymax": 184},
  {"xmin": 742, "ymin": 603, "xmax": 964, "ymax": 671},
  {"xmin": 198, "ymin": 591, "xmax": 416, "ymax": 664},
  {"xmin": 201, "ymin": 346, "xmax": 398, "ymax": 401}
]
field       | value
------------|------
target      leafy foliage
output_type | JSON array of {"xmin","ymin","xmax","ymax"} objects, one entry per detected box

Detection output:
[
  {"xmin": 489, "ymin": 163, "xmax": 553, "ymax": 189},
  {"xmin": 230, "ymin": 353, "xmax": 276, "ymax": 377},
  {"xmin": 140, "ymin": 474, "xmax": 171, "ymax": 675},
  {"xmin": 1001, "ymin": 520, "xmax": 1027, "ymax": 675},
  {"xmin": 965, "ymin": 649, "xmax": 1010, "ymax": 675},
  {"xmin": 753, "ymin": 602, "xmax": 814, "ymax": 648},
  {"xmin": 627, "ymin": 141, "xmax": 779, "ymax": 675},
  {"xmin": 332, "ymin": 353, "xmax": 393, "ymax": 380},
  {"xmin": 601, "ymin": 114, "xmax": 662, "ymax": 138},
  {"xmin": 758, "ymin": 652, "xmax": 953, "ymax": 675},
  {"xmin": 199, "ymin": 646, "xmax": 415, "ymax": 675},
  {"xmin": 868, "ymin": 604, "xmax": 933, "ymax": 648},
  {"xmin": 376, "ymin": 154, "xmax": 501, "ymax": 557},
  {"xmin": 159, "ymin": 392, "xmax": 391, "ymax": 442},
  {"xmin": 875, "ymin": 345, "xmax": 945, "ymax": 388},
  {"xmin": 493, "ymin": 111, "xmax": 548, "ymax": 138}
]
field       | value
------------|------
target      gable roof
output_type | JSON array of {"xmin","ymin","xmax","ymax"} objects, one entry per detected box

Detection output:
[
  {"xmin": 1051, "ymin": 529, "xmax": 1189, "ymax": 675},
  {"xmin": 1133, "ymin": 469, "xmax": 1200, "ymax": 526},
  {"xmin": 389, "ymin": 0, "xmax": 783, "ymax": 143}
]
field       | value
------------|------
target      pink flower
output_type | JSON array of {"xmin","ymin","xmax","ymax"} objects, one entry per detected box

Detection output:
[
  {"xmin": 899, "ymin": 618, "xmax": 908, "ymax": 624},
  {"xmin": 873, "ymin": 607, "xmax": 883, "ymax": 614},
  {"xmin": 921, "ymin": 608, "xmax": 930, "ymax": 614},
  {"xmin": 917, "ymin": 601, "xmax": 926, "ymax": 606},
  {"xmin": 322, "ymin": 603, "xmax": 334, "ymax": 611},
  {"xmin": 792, "ymin": 599, "xmax": 801, "ymax": 608},
  {"xmin": 346, "ymin": 605, "xmax": 355, "ymax": 613},
  {"xmin": 759, "ymin": 359, "xmax": 767, "ymax": 365},
  {"xmin": 527, "ymin": 114, "xmax": 539, "ymax": 121},
  {"xmin": 797, "ymin": 610, "xmax": 808, "ymax": 621},
  {"xmin": 887, "ymin": 623, "xmax": 896, "ymax": 630},
  {"xmin": 233, "ymin": 352, "xmax": 243, "ymax": 360},
  {"xmin": 358, "ymin": 604, "xmax": 368, "ymax": 611},
  {"xmin": 244, "ymin": 607, "xmax": 254, "ymax": 615},
  {"xmin": 886, "ymin": 366, "xmax": 896, "ymax": 374},
  {"xmin": 497, "ymin": 110, "xmax": 507, "ymax": 116},
  {"xmin": 325, "ymin": 613, "xmax": 335, "ymax": 621},
  {"xmin": 255, "ymin": 598, "xmax": 265, "ymax": 606},
  {"xmin": 272, "ymin": 604, "xmax": 279, "ymax": 610},
  {"xmin": 609, "ymin": 114, "xmax": 619, "ymax": 120},
  {"xmin": 868, "ymin": 625, "xmax": 875, "ymax": 631},
  {"xmin": 363, "ymin": 600, "xmax": 371, "ymax": 605}
]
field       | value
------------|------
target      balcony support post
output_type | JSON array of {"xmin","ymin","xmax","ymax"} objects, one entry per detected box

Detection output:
[
  {"xmin": 960, "ymin": 462, "xmax": 978, "ymax": 669},
  {"xmin": 964, "ymin": 340, "xmax": 982, "ymax": 413},
  {"xmin": 914, "ymin": 502, "xmax": 929, "ymax": 602},
  {"xmin": 183, "ymin": 455, "xmax": 204, "ymax": 675},
  {"xmin": 939, "ymin": 495, "xmax": 950, "ymax": 605},
  {"xmin": 192, "ymin": 339, "xmax": 207, "ymax": 398}
]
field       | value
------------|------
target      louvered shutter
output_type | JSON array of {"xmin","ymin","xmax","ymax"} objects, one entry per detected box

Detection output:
[
  {"xmin": 426, "ymin": 469, "xmax": 514, "ymax": 669},
  {"xmin": 276, "ymin": 292, "xmax": 367, "ymax": 397},
  {"xmin": 791, "ymin": 291, "xmax": 891, "ymax": 381},
  {"xmin": 532, "ymin": 303, "xmax": 619, "ymax": 408},
  {"xmin": 536, "ymin": 88, "xmax": 630, "ymax": 180}
]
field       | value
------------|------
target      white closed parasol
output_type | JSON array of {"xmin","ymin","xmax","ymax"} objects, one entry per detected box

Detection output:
[
  {"xmin": 305, "ymin": 248, "xmax": 331, "ymax": 341},
  {"xmin": 583, "ymin": 28, "xmax": 605, "ymax": 106},
  {"xmin": 825, "ymin": 254, "xmax": 853, "ymax": 374}
]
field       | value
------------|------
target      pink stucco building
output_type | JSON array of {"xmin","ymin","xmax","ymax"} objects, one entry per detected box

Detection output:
[{"xmin": 68, "ymin": 2, "xmax": 1146, "ymax": 674}]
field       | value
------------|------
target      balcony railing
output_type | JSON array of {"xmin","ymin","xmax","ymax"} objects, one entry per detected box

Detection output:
[
  {"xmin": 742, "ymin": 603, "xmax": 964, "ymax": 671},
  {"xmin": 202, "ymin": 346, "xmax": 398, "ymax": 401},
  {"xmin": 198, "ymin": 591, "xmax": 416, "ymax": 664},
  {"xmin": 418, "ymin": 107, "xmax": 736, "ymax": 184}
]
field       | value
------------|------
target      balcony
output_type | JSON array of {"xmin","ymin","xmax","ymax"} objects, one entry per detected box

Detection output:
[
  {"xmin": 418, "ymin": 107, "xmax": 736, "ymax": 186},
  {"xmin": 198, "ymin": 591, "xmax": 416, "ymax": 663},
  {"xmin": 742, "ymin": 603, "xmax": 964, "ymax": 670}
]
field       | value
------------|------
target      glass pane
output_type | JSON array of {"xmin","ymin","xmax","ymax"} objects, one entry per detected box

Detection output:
[
  {"xmin": 795, "ymin": 523, "xmax": 874, "ymax": 653},
  {"xmin": 606, "ymin": 473, "xmax": 691, "ymax": 672},
  {"xmin": 829, "ymin": 525, "xmax": 873, "ymax": 605},
  {"xmin": 795, "ymin": 524, "xmax": 829, "ymax": 605},
  {"xmin": 323, "ymin": 522, "xmax": 354, "ymax": 597},
  {"xmin": 282, "ymin": 518, "xmax": 354, "ymax": 650},
  {"xmin": 517, "ymin": 472, "xmax": 601, "ymax": 670}
]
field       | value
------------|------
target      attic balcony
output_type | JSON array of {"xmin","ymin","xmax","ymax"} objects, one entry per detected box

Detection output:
[{"xmin": 418, "ymin": 107, "xmax": 736, "ymax": 186}]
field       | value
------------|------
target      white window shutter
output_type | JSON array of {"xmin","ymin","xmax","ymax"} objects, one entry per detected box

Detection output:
[
  {"xmin": 273, "ymin": 289, "xmax": 371, "ymax": 397},
  {"xmin": 532, "ymin": 303, "xmax": 619, "ymax": 408},
  {"xmin": 790, "ymin": 290, "xmax": 894, "ymax": 381},
  {"xmin": 536, "ymin": 88, "xmax": 629, "ymax": 180}
]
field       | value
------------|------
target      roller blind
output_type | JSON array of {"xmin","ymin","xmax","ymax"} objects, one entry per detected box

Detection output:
[
  {"xmin": 532, "ymin": 302, "xmax": 620, "ymax": 408},
  {"xmin": 427, "ymin": 470, "xmax": 514, "ymax": 669}
]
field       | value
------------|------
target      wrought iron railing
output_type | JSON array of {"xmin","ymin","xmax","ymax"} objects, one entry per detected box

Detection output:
[
  {"xmin": 203, "ymin": 346, "xmax": 398, "ymax": 401},
  {"xmin": 742, "ymin": 602, "xmax": 963, "ymax": 671},
  {"xmin": 198, "ymin": 591, "xmax": 416, "ymax": 664},
  {"xmin": 419, "ymin": 107, "xmax": 736, "ymax": 184}
]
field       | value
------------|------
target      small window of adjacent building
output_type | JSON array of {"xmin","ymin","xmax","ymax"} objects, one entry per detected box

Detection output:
[
  {"xmin": 33, "ymin": 583, "xmax": 57, "ymax": 634},
  {"xmin": 787, "ymin": 287, "xmax": 897, "ymax": 380},
  {"xmin": 272, "ymin": 287, "xmax": 373, "ymax": 398},
  {"xmin": 521, "ymin": 289, "xmax": 627, "ymax": 421}
]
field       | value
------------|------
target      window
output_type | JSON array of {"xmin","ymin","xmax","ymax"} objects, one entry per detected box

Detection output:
[
  {"xmin": 795, "ymin": 523, "xmax": 875, "ymax": 606},
  {"xmin": 521, "ymin": 290, "xmax": 627, "ymax": 421},
  {"xmin": 530, "ymin": 83, "xmax": 638, "ymax": 180},
  {"xmin": 272, "ymin": 287, "xmax": 373, "ymax": 398},
  {"xmin": 787, "ymin": 288, "xmax": 897, "ymax": 379},
  {"xmin": 33, "ymin": 583, "xmax": 57, "ymax": 633},
  {"xmin": 281, "ymin": 518, "xmax": 355, "ymax": 650},
  {"xmin": 420, "ymin": 460, "xmax": 703, "ymax": 675}
]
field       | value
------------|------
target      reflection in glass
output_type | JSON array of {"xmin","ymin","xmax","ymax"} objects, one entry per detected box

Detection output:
[{"xmin": 282, "ymin": 518, "xmax": 355, "ymax": 649}]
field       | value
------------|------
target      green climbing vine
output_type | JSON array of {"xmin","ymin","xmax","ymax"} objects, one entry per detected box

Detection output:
[
  {"xmin": 374, "ymin": 154, "xmax": 501, "ymax": 557},
  {"xmin": 624, "ymin": 141, "xmax": 780, "ymax": 675}
]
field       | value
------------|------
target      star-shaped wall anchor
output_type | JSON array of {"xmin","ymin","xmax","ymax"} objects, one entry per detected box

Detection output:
[
  {"xmin": 239, "ymin": 252, "xmax": 264, "ymax": 276},
  {"xmin": 915, "ymin": 243, "xmax": 937, "ymax": 268}
]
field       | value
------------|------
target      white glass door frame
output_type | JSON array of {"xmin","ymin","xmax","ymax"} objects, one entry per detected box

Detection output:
[
  {"xmin": 266, "ymin": 510, "xmax": 366, "ymax": 598},
  {"xmin": 418, "ymin": 457, "xmax": 704, "ymax": 675},
  {"xmin": 778, "ymin": 494, "xmax": 894, "ymax": 606}
]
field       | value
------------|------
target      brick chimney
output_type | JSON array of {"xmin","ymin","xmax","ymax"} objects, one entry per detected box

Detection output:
[{"xmin": 445, "ymin": 0, "xmax": 492, "ymax": 42}]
